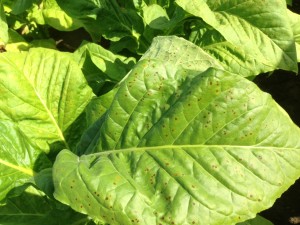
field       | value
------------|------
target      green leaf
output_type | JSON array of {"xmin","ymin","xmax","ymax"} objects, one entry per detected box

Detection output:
[
  {"xmin": 74, "ymin": 42, "xmax": 136, "ymax": 95},
  {"xmin": 41, "ymin": 0, "xmax": 82, "ymax": 31},
  {"xmin": 0, "ymin": 2, "xmax": 8, "ymax": 45},
  {"xmin": 143, "ymin": 4, "xmax": 170, "ymax": 30},
  {"xmin": 26, "ymin": 0, "xmax": 82, "ymax": 31},
  {"xmin": 0, "ymin": 48, "xmax": 94, "ymax": 151},
  {"xmin": 141, "ymin": 36, "xmax": 223, "ymax": 71},
  {"xmin": 176, "ymin": 0, "xmax": 298, "ymax": 73},
  {"xmin": 238, "ymin": 215, "xmax": 274, "ymax": 225},
  {"xmin": 0, "ymin": 121, "xmax": 50, "ymax": 201},
  {"xmin": 187, "ymin": 21, "xmax": 274, "ymax": 77},
  {"xmin": 0, "ymin": 186, "xmax": 94, "ymax": 225},
  {"xmin": 286, "ymin": 0, "xmax": 292, "ymax": 6},
  {"xmin": 85, "ymin": 88, "xmax": 118, "ymax": 127},
  {"xmin": 76, "ymin": 88, "xmax": 118, "ymax": 155},
  {"xmin": 287, "ymin": 9, "xmax": 300, "ymax": 62},
  {"xmin": 56, "ymin": 0, "xmax": 144, "ymax": 45},
  {"xmin": 143, "ymin": 3, "xmax": 185, "ymax": 34},
  {"xmin": 53, "ymin": 57, "xmax": 300, "ymax": 224},
  {"xmin": 10, "ymin": 0, "xmax": 37, "ymax": 15}
]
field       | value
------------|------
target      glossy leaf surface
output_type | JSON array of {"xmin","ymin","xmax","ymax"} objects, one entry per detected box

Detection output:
[{"xmin": 54, "ymin": 56, "xmax": 300, "ymax": 224}]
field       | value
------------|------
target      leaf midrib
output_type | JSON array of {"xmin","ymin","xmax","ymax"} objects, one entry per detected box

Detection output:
[
  {"xmin": 94, "ymin": 144, "xmax": 300, "ymax": 156},
  {"xmin": 0, "ymin": 158, "xmax": 34, "ymax": 176},
  {"xmin": 22, "ymin": 54, "xmax": 70, "ymax": 149}
]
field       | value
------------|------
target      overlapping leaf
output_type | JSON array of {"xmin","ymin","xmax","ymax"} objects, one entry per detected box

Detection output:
[
  {"xmin": 74, "ymin": 42, "xmax": 135, "ymax": 95},
  {"xmin": 56, "ymin": 0, "xmax": 144, "ymax": 45},
  {"xmin": 0, "ymin": 48, "xmax": 94, "ymax": 151},
  {"xmin": 238, "ymin": 215, "xmax": 274, "ymax": 225},
  {"xmin": 53, "ymin": 51, "xmax": 300, "ymax": 224},
  {"xmin": 176, "ymin": 0, "xmax": 298, "ymax": 74},
  {"xmin": 0, "ymin": 121, "xmax": 50, "ymax": 201},
  {"xmin": 0, "ymin": 48, "xmax": 93, "ymax": 200},
  {"xmin": 287, "ymin": 9, "xmax": 300, "ymax": 62},
  {"xmin": 0, "ymin": 186, "xmax": 94, "ymax": 225},
  {"xmin": 0, "ymin": 2, "xmax": 8, "ymax": 45}
]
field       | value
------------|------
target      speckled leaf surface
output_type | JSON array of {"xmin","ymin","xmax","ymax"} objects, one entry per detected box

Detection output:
[
  {"xmin": 53, "ymin": 59, "xmax": 300, "ymax": 224},
  {"xmin": 141, "ymin": 36, "xmax": 223, "ymax": 72},
  {"xmin": 176, "ymin": 0, "xmax": 298, "ymax": 73}
]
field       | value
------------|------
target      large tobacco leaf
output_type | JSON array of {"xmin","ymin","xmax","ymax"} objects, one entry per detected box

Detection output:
[
  {"xmin": 53, "ymin": 55, "xmax": 300, "ymax": 224},
  {"xmin": 0, "ymin": 48, "xmax": 94, "ymax": 151},
  {"xmin": 0, "ymin": 48, "xmax": 93, "ymax": 201},
  {"xmin": 176, "ymin": 0, "xmax": 298, "ymax": 73}
]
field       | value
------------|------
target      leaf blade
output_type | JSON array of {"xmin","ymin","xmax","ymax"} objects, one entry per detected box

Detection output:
[
  {"xmin": 176, "ymin": 0, "xmax": 298, "ymax": 73},
  {"xmin": 53, "ymin": 59, "xmax": 300, "ymax": 224}
]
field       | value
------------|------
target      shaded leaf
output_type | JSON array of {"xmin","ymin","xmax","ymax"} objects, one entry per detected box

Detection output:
[
  {"xmin": 74, "ymin": 42, "xmax": 135, "ymax": 95},
  {"xmin": 143, "ymin": 4, "xmax": 170, "ymax": 30},
  {"xmin": 56, "ymin": 0, "xmax": 144, "ymax": 46},
  {"xmin": 176, "ymin": 0, "xmax": 298, "ymax": 73},
  {"xmin": 287, "ymin": 9, "xmax": 300, "ymax": 62},
  {"xmin": 0, "ymin": 186, "xmax": 94, "ymax": 225},
  {"xmin": 238, "ymin": 215, "xmax": 274, "ymax": 225},
  {"xmin": 0, "ymin": 121, "xmax": 50, "ymax": 201},
  {"xmin": 0, "ymin": 2, "xmax": 8, "ymax": 45}
]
